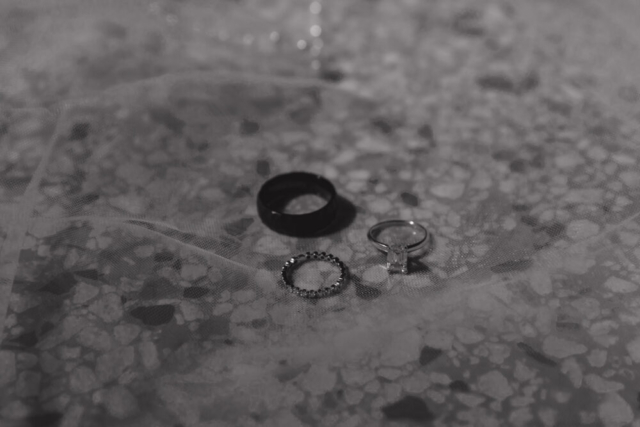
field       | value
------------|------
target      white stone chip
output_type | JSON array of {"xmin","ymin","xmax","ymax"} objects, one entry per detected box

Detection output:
[
  {"xmin": 529, "ymin": 268, "xmax": 552, "ymax": 295},
  {"xmin": 598, "ymin": 393, "xmax": 633, "ymax": 427},
  {"xmin": 139, "ymin": 341, "xmax": 160, "ymax": 370},
  {"xmin": 566, "ymin": 219, "xmax": 600, "ymax": 240},
  {"xmin": 455, "ymin": 327, "xmax": 485, "ymax": 344},
  {"xmin": 625, "ymin": 336, "xmax": 640, "ymax": 363},
  {"xmin": 77, "ymin": 325, "xmax": 113, "ymax": 352},
  {"xmin": 103, "ymin": 386, "xmax": 139, "ymax": 419},
  {"xmin": 301, "ymin": 365, "xmax": 336, "ymax": 395},
  {"xmin": 378, "ymin": 368, "xmax": 403, "ymax": 380},
  {"xmin": 514, "ymin": 361, "xmax": 535, "ymax": 382},
  {"xmin": 585, "ymin": 374, "xmax": 624, "ymax": 393},
  {"xmin": 588, "ymin": 349, "xmax": 607, "ymax": 367},
  {"xmin": 477, "ymin": 370, "xmax": 513, "ymax": 401},
  {"xmin": 369, "ymin": 198, "xmax": 392, "ymax": 214},
  {"xmin": 254, "ymin": 236, "xmax": 291, "ymax": 255},
  {"xmin": 604, "ymin": 277, "xmax": 638, "ymax": 294},
  {"xmin": 356, "ymin": 136, "xmax": 392, "ymax": 153},
  {"xmin": 89, "ymin": 293, "xmax": 123, "ymax": 323},
  {"xmin": 561, "ymin": 358, "xmax": 583, "ymax": 388},
  {"xmin": 431, "ymin": 182, "xmax": 465, "ymax": 200},
  {"xmin": 543, "ymin": 336, "xmax": 587, "ymax": 358},
  {"xmin": 180, "ymin": 301, "xmax": 202, "ymax": 322}
]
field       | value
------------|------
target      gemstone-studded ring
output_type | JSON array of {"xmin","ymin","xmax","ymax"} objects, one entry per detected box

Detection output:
[
  {"xmin": 367, "ymin": 220, "xmax": 429, "ymax": 274},
  {"xmin": 281, "ymin": 251, "xmax": 347, "ymax": 298}
]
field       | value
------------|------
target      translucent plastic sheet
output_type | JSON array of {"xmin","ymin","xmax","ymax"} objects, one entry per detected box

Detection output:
[{"xmin": 1, "ymin": 0, "xmax": 640, "ymax": 426}]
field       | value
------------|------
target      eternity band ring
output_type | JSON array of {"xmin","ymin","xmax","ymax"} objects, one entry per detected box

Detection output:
[
  {"xmin": 281, "ymin": 251, "xmax": 347, "ymax": 298},
  {"xmin": 367, "ymin": 220, "xmax": 429, "ymax": 274}
]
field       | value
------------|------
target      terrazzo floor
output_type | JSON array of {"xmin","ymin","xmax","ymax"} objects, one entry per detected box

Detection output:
[{"xmin": 2, "ymin": 0, "xmax": 640, "ymax": 426}]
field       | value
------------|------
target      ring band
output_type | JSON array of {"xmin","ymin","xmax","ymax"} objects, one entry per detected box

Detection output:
[
  {"xmin": 281, "ymin": 251, "xmax": 347, "ymax": 298},
  {"xmin": 257, "ymin": 172, "xmax": 338, "ymax": 237},
  {"xmin": 367, "ymin": 220, "xmax": 429, "ymax": 274}
]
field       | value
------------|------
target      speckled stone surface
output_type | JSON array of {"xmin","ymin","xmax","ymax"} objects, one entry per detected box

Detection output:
[{"xmin": 1, "ymin": 0, "xmax": 640, "ymax": 426}]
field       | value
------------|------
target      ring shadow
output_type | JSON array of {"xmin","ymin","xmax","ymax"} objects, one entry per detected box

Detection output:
[
  {"xmin": 309, "ymin": 195, "xmax": 357, "ymax": 237},
  {"xmin": 407, "ymin": 231, "xmax": 436, "ymax": 274}
]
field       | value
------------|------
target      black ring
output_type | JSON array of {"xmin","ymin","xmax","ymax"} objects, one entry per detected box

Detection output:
[
  {"xmin": 257, "ymin": 172, "xmax": 338, "ymax": 237},
  {"xmin": 281, "ymin": 251, "xmax": 347, "ymax": 298}
]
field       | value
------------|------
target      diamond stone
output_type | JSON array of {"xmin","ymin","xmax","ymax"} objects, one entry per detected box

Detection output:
[{"xmin": 386, "ymin": 244, "xmax": 408, "ymax": 274}]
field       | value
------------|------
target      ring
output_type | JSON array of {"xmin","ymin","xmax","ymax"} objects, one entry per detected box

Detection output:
[
  {"xmin": 367, "ymin": 220, "xmax": 429, "ymax": 274},
  {"xmin": 257, "ymin": 172, "xmax": 338, "ymax": 237},
  {"xmin": 281, "ymin": 251, "xmax": 347, "ymax": 298}
]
